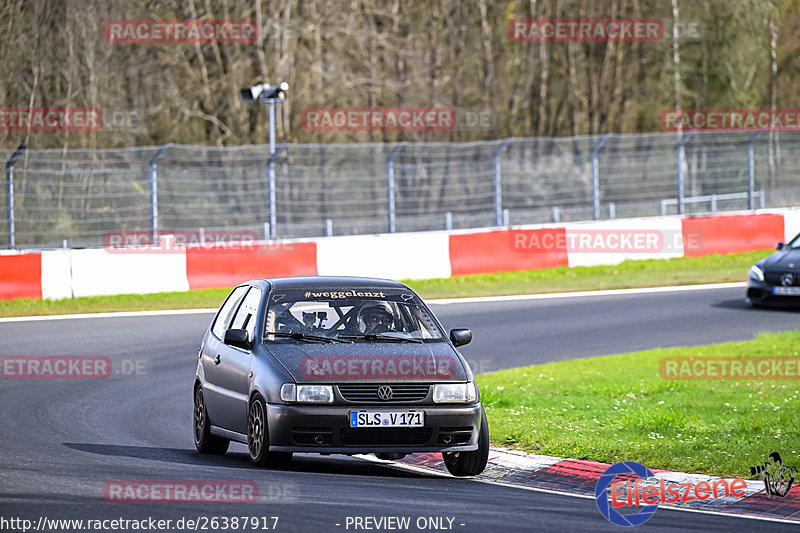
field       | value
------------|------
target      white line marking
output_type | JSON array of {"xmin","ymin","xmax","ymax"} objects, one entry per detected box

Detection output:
[
  {"xmin": 427, "ymin": 282, "xmax": 746, "ymax": 305},
  {"xmin": 0, "ymin": 282, "xmax": 747, "ymax": 322},
  {"xmin": 0, "ymin": 308, "xmax": 217, "ymax": 323}
]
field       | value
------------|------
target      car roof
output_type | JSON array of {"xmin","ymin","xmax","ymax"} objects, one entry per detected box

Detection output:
[{"xmin": 255, "ymin": 276, "xmax": 410, "ymax": 290}]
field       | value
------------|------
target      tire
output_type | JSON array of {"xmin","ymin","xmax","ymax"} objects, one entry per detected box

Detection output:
[
  {"xmin": 193, "ymin": 386, "xmax": 230, "ymax": 455},
  {"xmin": 247, "ymin": 394, "xmax": 293, "ymax": 468},
  {"xmin": 442, "ymin": 406, "xmax": 489, "ymax": 477}
]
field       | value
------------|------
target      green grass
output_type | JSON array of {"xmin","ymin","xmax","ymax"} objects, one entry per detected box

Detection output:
[
  {"xmin": 0, "ymin": 249, "xmax": 765, "ymax": 318},
  {"xmin": 408, "ymin": 250, "xmax": 764, "ymax": 299},
  {"xmin": 0, "ymin": 288, "xmax": 231, "ymax": 317},
  {"xmin": 477, "ymin": 330, "xmax": 800, "ymax": 478}
]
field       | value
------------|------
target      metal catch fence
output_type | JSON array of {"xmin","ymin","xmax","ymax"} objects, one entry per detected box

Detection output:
[{"xmin": 3, "ymin": 131, "xmax": 799, "ymax": 250}]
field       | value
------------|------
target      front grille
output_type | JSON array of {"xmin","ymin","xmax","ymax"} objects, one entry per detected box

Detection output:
[
  {"xmin": 339, "ymin": 428, "xmax": 432, "ymax": 446},
  {"xmin": 765, "ymin": 272, "xmax": 800, "ymax": 286},
  {"xmin": 338, "ymin": 384, "xmax": 430, "ymax": 403}
]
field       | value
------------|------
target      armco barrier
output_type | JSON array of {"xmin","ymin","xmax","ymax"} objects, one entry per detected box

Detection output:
[
  {"xmin": 2, "ymin": 208, "xmax": 798, "ymax": 301},
  {"xmin": 186, "ymin": 242, "xmax": 317, "ymax": 290},
  {"xmin": 563, "ymin": 216, "xmax": 685, "ymax": 268},
  {"xmin": 41, "ymin": 250, "xmax": 72, "ymax": 300},
  {"xmin": 681, "ymin": 213, "xmax": 784, "ymax": 258},
  {"xmin": 315, "ymin": 233, "xmax": 451, "ymax": 280},
  {"xmin": 70, "ymin": 248, "xmax": 190, "ymax": 297},
  {"xmin": 780, "ymin": 209, "xmax": 800, "ymax": 243},
  {"xmin": 0, "ymin": 253, "xmax": 42, "ymax": 299},
  {"xmin": 450, "ymin": 228, "xmax": 568, "ymax": 276}
]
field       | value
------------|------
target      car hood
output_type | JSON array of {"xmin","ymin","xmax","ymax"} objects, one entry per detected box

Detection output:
[
  {"xmin": 264, "ymin": 341, "xmax": 468, "ymax": 383},
  {"xmin": 761, "ymin": 249, "xmax": 800, "ymax": 271}
]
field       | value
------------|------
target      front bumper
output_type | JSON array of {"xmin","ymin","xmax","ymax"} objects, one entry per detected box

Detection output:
[
  {"xmin": 266, "ymin": 402, "xmax": 482, "ymax": 454},
  {"xmin": 747, "ymin": 280, "xmax": 800, "ymax": 307}
]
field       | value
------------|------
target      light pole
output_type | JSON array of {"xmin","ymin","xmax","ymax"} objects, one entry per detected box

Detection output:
[{"xmin": 241, "ymin": 82, "xmax": 288, "ymax": 239}]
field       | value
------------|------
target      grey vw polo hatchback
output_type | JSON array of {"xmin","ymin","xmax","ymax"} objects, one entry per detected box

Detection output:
[{"xmin": 193, "ymin": 276, "xmax": 489, "ymax": 476}]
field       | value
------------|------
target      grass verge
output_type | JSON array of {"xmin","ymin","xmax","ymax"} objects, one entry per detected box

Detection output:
[
  {"xmin": 0, "ymin": 250, "xmax": 764, "ymax": 318},
  {"xmin": 409, "ymin": 250, "xmax": 762, "ymax": 299},
  {"xmin": 477, "ymin": 330, "xmax": 800, "ymax": 478}
]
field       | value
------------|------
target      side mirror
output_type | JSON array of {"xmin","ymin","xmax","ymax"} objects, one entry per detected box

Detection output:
[
  {"xmin": 777, "ymin": 242, "xmax": 785, "ymax": 250},
  {"xmin": 449, "ymin": 328, "xmax": 472, "ymax": 347},
  {"xmin": 224, "ymin": 328, "xmax": 251, "ymax": 350}
]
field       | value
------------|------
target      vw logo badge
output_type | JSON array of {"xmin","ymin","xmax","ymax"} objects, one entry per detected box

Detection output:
[
  {"xmin": 377, "ymin": 385, "xmax": 393, "ymax": 401},
  {"xmin": 781, "ymin": 272, "xmax": 794, "ymax": 287}
]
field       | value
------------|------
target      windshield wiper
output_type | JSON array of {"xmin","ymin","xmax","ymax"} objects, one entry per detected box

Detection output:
[
  {"xmin": 265, "ymin": 331, "xmax": 351, "ymax": 343},
  {"xmin": 338, "ymin": 333, "xmax": 423, "ymax": 343}
]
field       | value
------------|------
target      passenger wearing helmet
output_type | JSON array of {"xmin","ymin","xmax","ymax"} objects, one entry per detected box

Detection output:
[{"xmin": 359, "ymin": 302, "xmax": 395, "ymax": 334}]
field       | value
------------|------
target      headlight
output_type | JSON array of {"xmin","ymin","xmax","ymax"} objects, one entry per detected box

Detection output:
[
  {"xmin": 296, "ymin": 384, "xmax": 334, "ymax": 403},
  {"xmin": 749, "ymin": 265, "xmax": 765, "ymax": 282},
  {"xmin": 280, "ymin": 383, "xmax": 296, "ymax": 402},
  {"xmin": 433, "ymin": 382, "xmax": 477, "ymax": 403},
  {"xmin": 280, "ymin": 383, "xmax": 334, "ymax": 403}
]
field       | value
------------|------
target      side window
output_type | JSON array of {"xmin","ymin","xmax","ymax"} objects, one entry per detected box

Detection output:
[
  {"xmin": 211, "ymin": 286, "xmax": 249, "ymax": 340},
  {"xmin": 230, "ymin": 287, "xmax": 262, "ymax": 343}
]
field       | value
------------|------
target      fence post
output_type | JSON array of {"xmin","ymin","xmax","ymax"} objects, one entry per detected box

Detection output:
[
  {"xmin": 747, "ymin": 132, "xmax": 763, "ymax": 211},
  {"xmin": 591, "ymin": 134, "xmax": 611, "ymax": 220},
  {"xmin": 268, "ymin": 102, "xmax": 278, "ymax": 238},
  {"xmin": 492, "ymin": 139, "xmax": 512, "ymax": 226},
  {"xmin": 265, "ymin": 146, "xmax": 288, "ymax": 240},
  {"xmin": 675, "ymin": 132, "xmax": 694, "ymax": 215},
  {"xmin": 4, "ymin": 143, "xmax": 26, "ymax": 250},
  {"xmin": 148, "ymin": 144, "xmax": 171, "ymax": 243},
  {"xmin": 386, "ymin": 143, "xmax": 405, "ymax": 233}
]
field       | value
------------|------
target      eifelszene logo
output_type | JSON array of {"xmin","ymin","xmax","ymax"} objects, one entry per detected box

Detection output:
[
  {"xmin": 596, "ymin": 461, "xmax": 748, "ymax": 526},
  {"xmin": 750, "ymin": 452, "xmax": 796, "ymax": 498},
  {"xmin": 595, "ymin": 462, "xmax": 658, "ymax": 527}
]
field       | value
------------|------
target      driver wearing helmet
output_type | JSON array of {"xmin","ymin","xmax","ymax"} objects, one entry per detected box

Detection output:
[{"xmin": 359, "ymin": 302, "xmax": 395, "ymax": 334}]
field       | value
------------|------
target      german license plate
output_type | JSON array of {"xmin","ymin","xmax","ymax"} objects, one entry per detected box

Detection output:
[
  {"xmin": 349, "ymin": 411, "xmax": 424, "ymax": 428},
  {"xmin": 773, "ymin": 286, "xmax": 800, "ymax": 295}
]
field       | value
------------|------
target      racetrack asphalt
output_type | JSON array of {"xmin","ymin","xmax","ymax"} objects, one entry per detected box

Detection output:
[
  {"xmin": 1, "ymin": 285, "xmax": 798, "ymax": 532},
  {"xmin": 433, "ymin": 285, "xmax": 800, "ymax": 373}
]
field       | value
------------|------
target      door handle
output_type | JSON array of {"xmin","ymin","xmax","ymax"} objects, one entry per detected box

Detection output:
[{"xmin": 214, "ymin": 354, "xmax": 221, "ymax": 365}]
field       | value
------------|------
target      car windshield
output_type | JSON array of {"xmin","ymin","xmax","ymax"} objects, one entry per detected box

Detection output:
[
  {"xmin": 263, "ymin": 287, "xmax": 444, "ymax": 342},
  {"xmin": 786, "ymin": 234, "xmax": 800, "ymax": 250}
]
